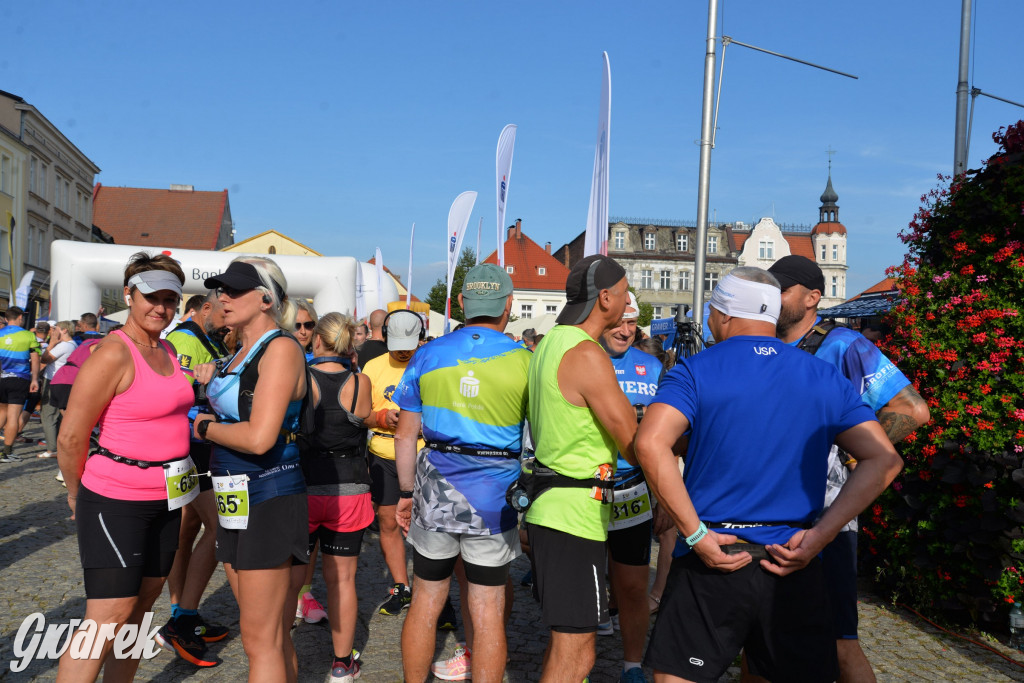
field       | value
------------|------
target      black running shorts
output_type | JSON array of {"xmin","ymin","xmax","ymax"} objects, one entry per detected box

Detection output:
[
  {"xmin": 645, "ymin": 552, "xmax": 838, "ymax": 683},
  {"xmin": 0, "ymin": 377, "xmax": 30, "ymax": 406},
  {"xmin": 821, "ymin": 529, "xmax": 859, "ymax": 639},
  {"xmin": 368, "ymin": 453, "xmax": 401, "ymax": 507},
  {"xmin": 528, "ymin": 523, "xmax": 608, "ymax": 633},
  {"xmin": 216, "ymin": 492, "xmax": 310, "ymax": 570},
  {"xmin": 75, "ymin": 485, "xmax": 181, "ymax": 599}
]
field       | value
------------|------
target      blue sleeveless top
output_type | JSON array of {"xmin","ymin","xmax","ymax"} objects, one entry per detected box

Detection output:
[{"xmin": 207, "ymin": 329, "xmax": 305, "ymax": 504}]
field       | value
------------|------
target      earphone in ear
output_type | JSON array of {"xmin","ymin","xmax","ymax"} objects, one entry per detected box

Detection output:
[
  {"xmin": 124, "ymin": 294, "xmax": 132, "ymax": 306},
  {"xmin": 262, "ymin": 294, "xmax": 272, "ymax": 304}
]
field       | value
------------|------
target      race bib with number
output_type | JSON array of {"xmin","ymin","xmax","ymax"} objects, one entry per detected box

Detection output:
[
  {"xmin": 212, "ymin": 474, "xmax": 250, "ymax": 529},
  {"xmin": 164, "ymin": 457, "xmax": 200, "ymax": 511},
  {"xmin": 608, "ymin": 481, "xmax": 653, "ymax": 531}
]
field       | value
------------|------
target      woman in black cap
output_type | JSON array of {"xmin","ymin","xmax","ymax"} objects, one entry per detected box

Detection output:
[
  {"xmin": 57, "ymin": 252, "xmax": 195, "ymax": 681},
  {"xmin": 193, "ymin": 256, "xmax": 309, "ymax": 682}
]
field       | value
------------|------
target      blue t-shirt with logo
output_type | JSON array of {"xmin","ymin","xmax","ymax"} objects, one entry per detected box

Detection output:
[
  {"xmin": 793, "ymin": 319, "xmax": 911, "ymax": 532},
  {"xmin": 0, "ymin": 325, "xmax": 41, "ymax": 380},
  {"xmin": 651, "ymin": 335, "xmax": 877, "ymax": 553},
  {"xmin": 395, "ymin": 326, "xmax": 530, "ymax": 534},
  {"xmin": 610, "ymin": 346, "xmax": 663, "ymax": 480}
]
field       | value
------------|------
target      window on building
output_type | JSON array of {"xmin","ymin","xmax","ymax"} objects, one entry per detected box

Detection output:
[
  {"xmin": 680, "ymin": 270, "xmax": 691, "ymax": 291},
  {"xmin": 660, "ymin": 270, "xmax": 671, "ymax": 289},
  {"xmin": 676, "ymin": 233, "xmax": 688, "ymax": 252},
  {"xmin": 614, "ymin": 232, "xmax": 625, "ymax": 250},
  {"xmin": 831, "ymin": 276, "xmax": 838, "ymax": 297},
  {"xmin": 506, "ymin": 266, "xmax": 514, "ymax": 274},
  {"xmin": 821, "ymin": 244, "xmax": 827, "ymax": 260},
  {"xmin": 64, "ymin": 179, "xmax": 71, "ymax": 211},
  {"xmin": 832, "ymin": 244, "xmax": 839, "ymax": 261},
  {"xmin": 39, "ymin": 163, "xmax": 47, "ymax": 200},
  {"xmin": 644, "ymin": 233, "xmax": 656, "ymax": 250},
  {"xmin": 538, "ymin": 266, "xmax": 546, "ymax": 276},
  {"xmin": 707, "ymin": 235, "xmax": 718, "ymax": 254},
  {"xmin": 704, "ymin": 271, "xmax": 719, "ymax": 291},
  {"xmin": 39, "ymin": 227, "xmax": 48, "ymax": 267},
  {"xmin": 640, "ymin": 269, "xmax": 652, "ymax": 289},
  {"xmin": 521, "ymin": 304, "xmax": 533, "ymax": 319},
  {"xmin": 0, "ymin": 155, "xmax": 10, "ymax": 195},
  {"xmin": 545, "ymin": 304, "xmax": 558, "ymax": 315},
  {"xmin": 27, "ymin": 227, "xmax": 34, "ymax": 265},
  {"xmin": 29, "ymin": 158, "xmax": 36, "ymax": 194},
  {"xmin": 654, "ymin": 306, "xmax": 662, "ymax": 318},
  {"xmin": 758, "ymin": 240, "xmax": 774, "ymax": 260}
]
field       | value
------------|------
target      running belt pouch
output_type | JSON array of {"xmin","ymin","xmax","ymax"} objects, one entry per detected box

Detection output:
[{"xmin": 505, "ymin": 456, "xmax": 614, "ymax": 512}]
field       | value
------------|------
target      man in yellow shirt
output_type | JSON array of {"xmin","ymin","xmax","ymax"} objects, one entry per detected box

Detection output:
[{"xmin": 361, "ymin": 309, "xmax": 425, "ymax": 614}]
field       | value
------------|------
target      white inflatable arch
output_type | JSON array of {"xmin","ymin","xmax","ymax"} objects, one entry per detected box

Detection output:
[{"xmin": 50, "ymin": 241, "xmax": 399, "ymax": 321}]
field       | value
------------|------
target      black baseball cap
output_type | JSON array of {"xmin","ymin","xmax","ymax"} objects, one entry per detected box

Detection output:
[
  {"xmin": 556, "ymin": 255, "xmax": 627, "ymax": 325},
  {"xmin": 204, "ymin": 261, "xmax": 285, "ymax": 300},
  {"xmin": 767, "ymin": 255, "xmax": 825, "ymax": 292}
]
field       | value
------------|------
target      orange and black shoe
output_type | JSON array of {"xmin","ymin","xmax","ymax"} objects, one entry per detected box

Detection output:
[
  {"xmin": 155, "ymin": 616, "xmax": 220, "ymax": 667},
  {"xmin": 192, "ymin": 614, "xmax": 229, "ymax": 643}
]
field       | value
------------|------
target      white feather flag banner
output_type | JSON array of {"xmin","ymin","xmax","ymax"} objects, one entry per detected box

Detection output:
[
  {"xmin": 495, "ymin": 124, "xmax": 517, "ymax": 267},
  {"xmin": 584, "ymin": 52, "xmax": 611, "ymax": 257}
]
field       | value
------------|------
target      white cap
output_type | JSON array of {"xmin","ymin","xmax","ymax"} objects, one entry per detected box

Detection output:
[
  {"xmin": 622, "ymin": 291, "xmax": 640, "ymax": 320},
  {"xmin": 385, "ymin": 310, "xmax": 424, "ymax": 351},
  {"xmin": 709, "ymin": 273, "xmax": 781, "ymax": 324}
]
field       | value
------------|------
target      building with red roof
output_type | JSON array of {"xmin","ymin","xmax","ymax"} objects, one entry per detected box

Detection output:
[
  {"xmin": 482, "ymin": 219, "xmax": 570, "ymax": 322},
  {"xmin": 92, "ymin": 183, "xmax": 234, "ymax": 251}
]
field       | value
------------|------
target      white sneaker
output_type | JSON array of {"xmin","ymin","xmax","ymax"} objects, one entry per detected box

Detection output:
[
  {"xmin": 37, "ymin": 451, "xmax": 55, "ymax": 458},
  {"xmin": 55, "ymin": 471, "xmax": 64, "ymax": 482},
  {"xmin": 431, "ymin": 643, "xmax": 471, "ymax": 680}
]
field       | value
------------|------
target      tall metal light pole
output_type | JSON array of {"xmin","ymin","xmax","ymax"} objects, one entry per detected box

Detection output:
[
  {"xmin": 689, "ymin": 1, "xmax": 857, "ymax": 338},
  {"xmin": 953, "ymin": 0, "xmax": 972, "ymax": 176},
  {"xmin": 690, "ymin": 0, "xmax": 720, "ymax": 326}
]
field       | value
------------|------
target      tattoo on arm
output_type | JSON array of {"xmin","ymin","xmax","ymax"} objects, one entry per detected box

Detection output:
[{"xmin": 877, "ymin": 411, "xmax": 918, "ymax": 444}]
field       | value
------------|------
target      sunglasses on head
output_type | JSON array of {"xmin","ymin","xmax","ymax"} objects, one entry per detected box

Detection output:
[{"xmin": 295, "ymin": 321, "xmax": 316, "ymax": 331}]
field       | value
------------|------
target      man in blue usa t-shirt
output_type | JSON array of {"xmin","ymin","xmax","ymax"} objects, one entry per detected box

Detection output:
[{"xmin": 636, "ymin": 267, "xmax": 903, "ymax": 683}]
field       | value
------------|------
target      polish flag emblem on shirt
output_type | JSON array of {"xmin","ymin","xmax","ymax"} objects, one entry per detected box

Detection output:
[{"xmin": 635, "ymin": 365, "xmax": 647, "ymax": 376}]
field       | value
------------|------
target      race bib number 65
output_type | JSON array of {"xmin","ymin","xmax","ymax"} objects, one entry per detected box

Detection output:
[{"xmin": 212, "ymin": 474, "xmax": 250, "ymax": 529}]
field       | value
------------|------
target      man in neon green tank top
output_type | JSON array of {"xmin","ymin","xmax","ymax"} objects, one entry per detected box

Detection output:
[{"xmin": 525, "ymin": 254, "xmax": 640, "ymax": 682}]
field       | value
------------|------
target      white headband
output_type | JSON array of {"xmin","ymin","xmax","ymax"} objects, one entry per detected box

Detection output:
[
  {"xmin": 709, "ymin": 273, "xmax": 780, "ymax": 324},
  {"xmin": 622, "ymin": 291, "xmax": 639, "ymax": 320}
]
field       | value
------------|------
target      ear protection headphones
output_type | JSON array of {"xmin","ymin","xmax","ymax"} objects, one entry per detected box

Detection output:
[{"xmin": 381, "ymin": 309, "xmax": 426, "ymax": 343}]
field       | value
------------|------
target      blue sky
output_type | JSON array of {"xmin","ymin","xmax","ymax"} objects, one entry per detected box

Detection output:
[{"xmin": 5, "ymin": 1, "xmax": 1023, "ymax": 299}]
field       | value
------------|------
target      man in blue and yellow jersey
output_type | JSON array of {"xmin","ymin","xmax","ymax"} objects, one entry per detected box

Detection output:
[
  {"xmin": 525, "ymin": 254, "xmax": 640, "ymax": 682},
  {"xmin": 394, "ymin": 263, "xmax": 530, "ymax": 683},
  {"xmin": 0, "ymin": 307, "xmax": 41, "ymax": 463}
]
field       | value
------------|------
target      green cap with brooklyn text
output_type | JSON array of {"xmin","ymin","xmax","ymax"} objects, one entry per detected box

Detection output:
[{"xmin": 461, "ymin": 263, "xmax": 513, "ymax": 319}]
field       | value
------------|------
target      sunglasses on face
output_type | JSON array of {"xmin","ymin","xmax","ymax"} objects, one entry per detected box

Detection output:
[
  {"xmin": 216, "ymin": 286, "xmax": 254, "ymax": 299},
  {"xmin": 295, "ymin": 321, "xmax": 316, "ymax": 331}
]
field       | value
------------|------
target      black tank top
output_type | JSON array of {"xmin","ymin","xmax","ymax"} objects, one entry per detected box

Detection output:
[{"xmin": 300, "ymin": 368, "xmax": 371, "ymax": 492}]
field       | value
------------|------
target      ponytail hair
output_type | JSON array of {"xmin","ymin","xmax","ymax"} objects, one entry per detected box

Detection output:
[{"xmin": 314, "ymin": 312, "xmax": 356, "ymax": 356}]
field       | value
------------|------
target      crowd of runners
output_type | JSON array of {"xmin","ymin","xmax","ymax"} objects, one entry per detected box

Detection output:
[{"xmin": 23, "ymin": 249, "xmax": 928, "ymax": 683}]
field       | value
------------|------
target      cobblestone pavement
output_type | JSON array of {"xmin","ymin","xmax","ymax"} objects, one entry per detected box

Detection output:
[{"xmin": 3, "ymin": 424, "xmax": 1024, "ymax": 681}]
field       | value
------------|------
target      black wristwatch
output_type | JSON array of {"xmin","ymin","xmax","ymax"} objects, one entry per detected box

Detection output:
[
  {"xmin": 197, "ymin": 418, "xmax": 214, "ymax": 441},
  {"xmin": 399, "ymin": 490, "xmax": 413, "ymax": 499}
]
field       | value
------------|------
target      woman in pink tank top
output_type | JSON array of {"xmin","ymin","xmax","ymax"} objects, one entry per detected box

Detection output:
[{"xmin": 56, "ymin": 252, "xmax": 193, "ymax": 682}]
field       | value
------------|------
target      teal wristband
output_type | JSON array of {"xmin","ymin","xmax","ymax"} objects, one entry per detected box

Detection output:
[{"xmin": 684, "ymin": 521, "xmax": 708, "ymax": 548}]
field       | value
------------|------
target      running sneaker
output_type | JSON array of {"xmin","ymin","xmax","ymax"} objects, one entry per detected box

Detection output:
[
  {"xmin": 596, "ymin": 620, "xmax": 614, "ymax": 636},
  {"xmin": 297, "ymin": 592, "xmax": 328, "ymax": 623},
  {"xmin": 192, "ymin": 614, "xmax": 229, "ymax": 643},
  {"xmin": 155, "ymin": 617, "xmax": 220, "ymax": 667},
  {"xmin": 0, "ymin": 452, "xmax": 21, "ymax": 463},
  {"xmin": 36, "ymin": 451, "xmax": 55, "ymax": 458},
  {"xmin": 621, "ymin": 667, "xmax": 647, "ymax": 683},
  {"xmin": 55, "ymin": 471, "xmax": 64, "ymax": 482},
  {"xmin": 431, "ymin": 643, "xmax": 471, "ymax": 681},
  {"xmin": 437, "ymin": 597, "xmax": 458, "ymax": 631},
  {"xmin": 378, "ymin": 583, "xmax": 411, "ymax": 615},
  {"xmin": 331, "ymin": 656, "xmax": 361, "ymax": 682}
]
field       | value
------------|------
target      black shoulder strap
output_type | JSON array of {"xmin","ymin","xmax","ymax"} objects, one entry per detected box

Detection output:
[
  {"xmin": 238, "ymin": 330, "xmax": 307, "ymax": 423},
  {"xmin": 174, "ymin": 320, "xmax": 225, "ymax": 360},
  {"xmin": 796, "ymin": 320, "xmax": 837, "ymax": 356}
]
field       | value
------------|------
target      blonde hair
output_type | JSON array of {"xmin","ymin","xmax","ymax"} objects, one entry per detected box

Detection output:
[
  {"xmin": 315, "ymin": 312, "xmax": 356, "ymax": 356},
  {"xmin": 56, "ymin": 321, "xmax": 75, "ymax": 339},
  {"xmin": 295, "ymin": 298, "xmax": 319, "ymax": 325},
  {"xmin": 232, "ymin": 256, "xmax": 296, "ymax": 331}
]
